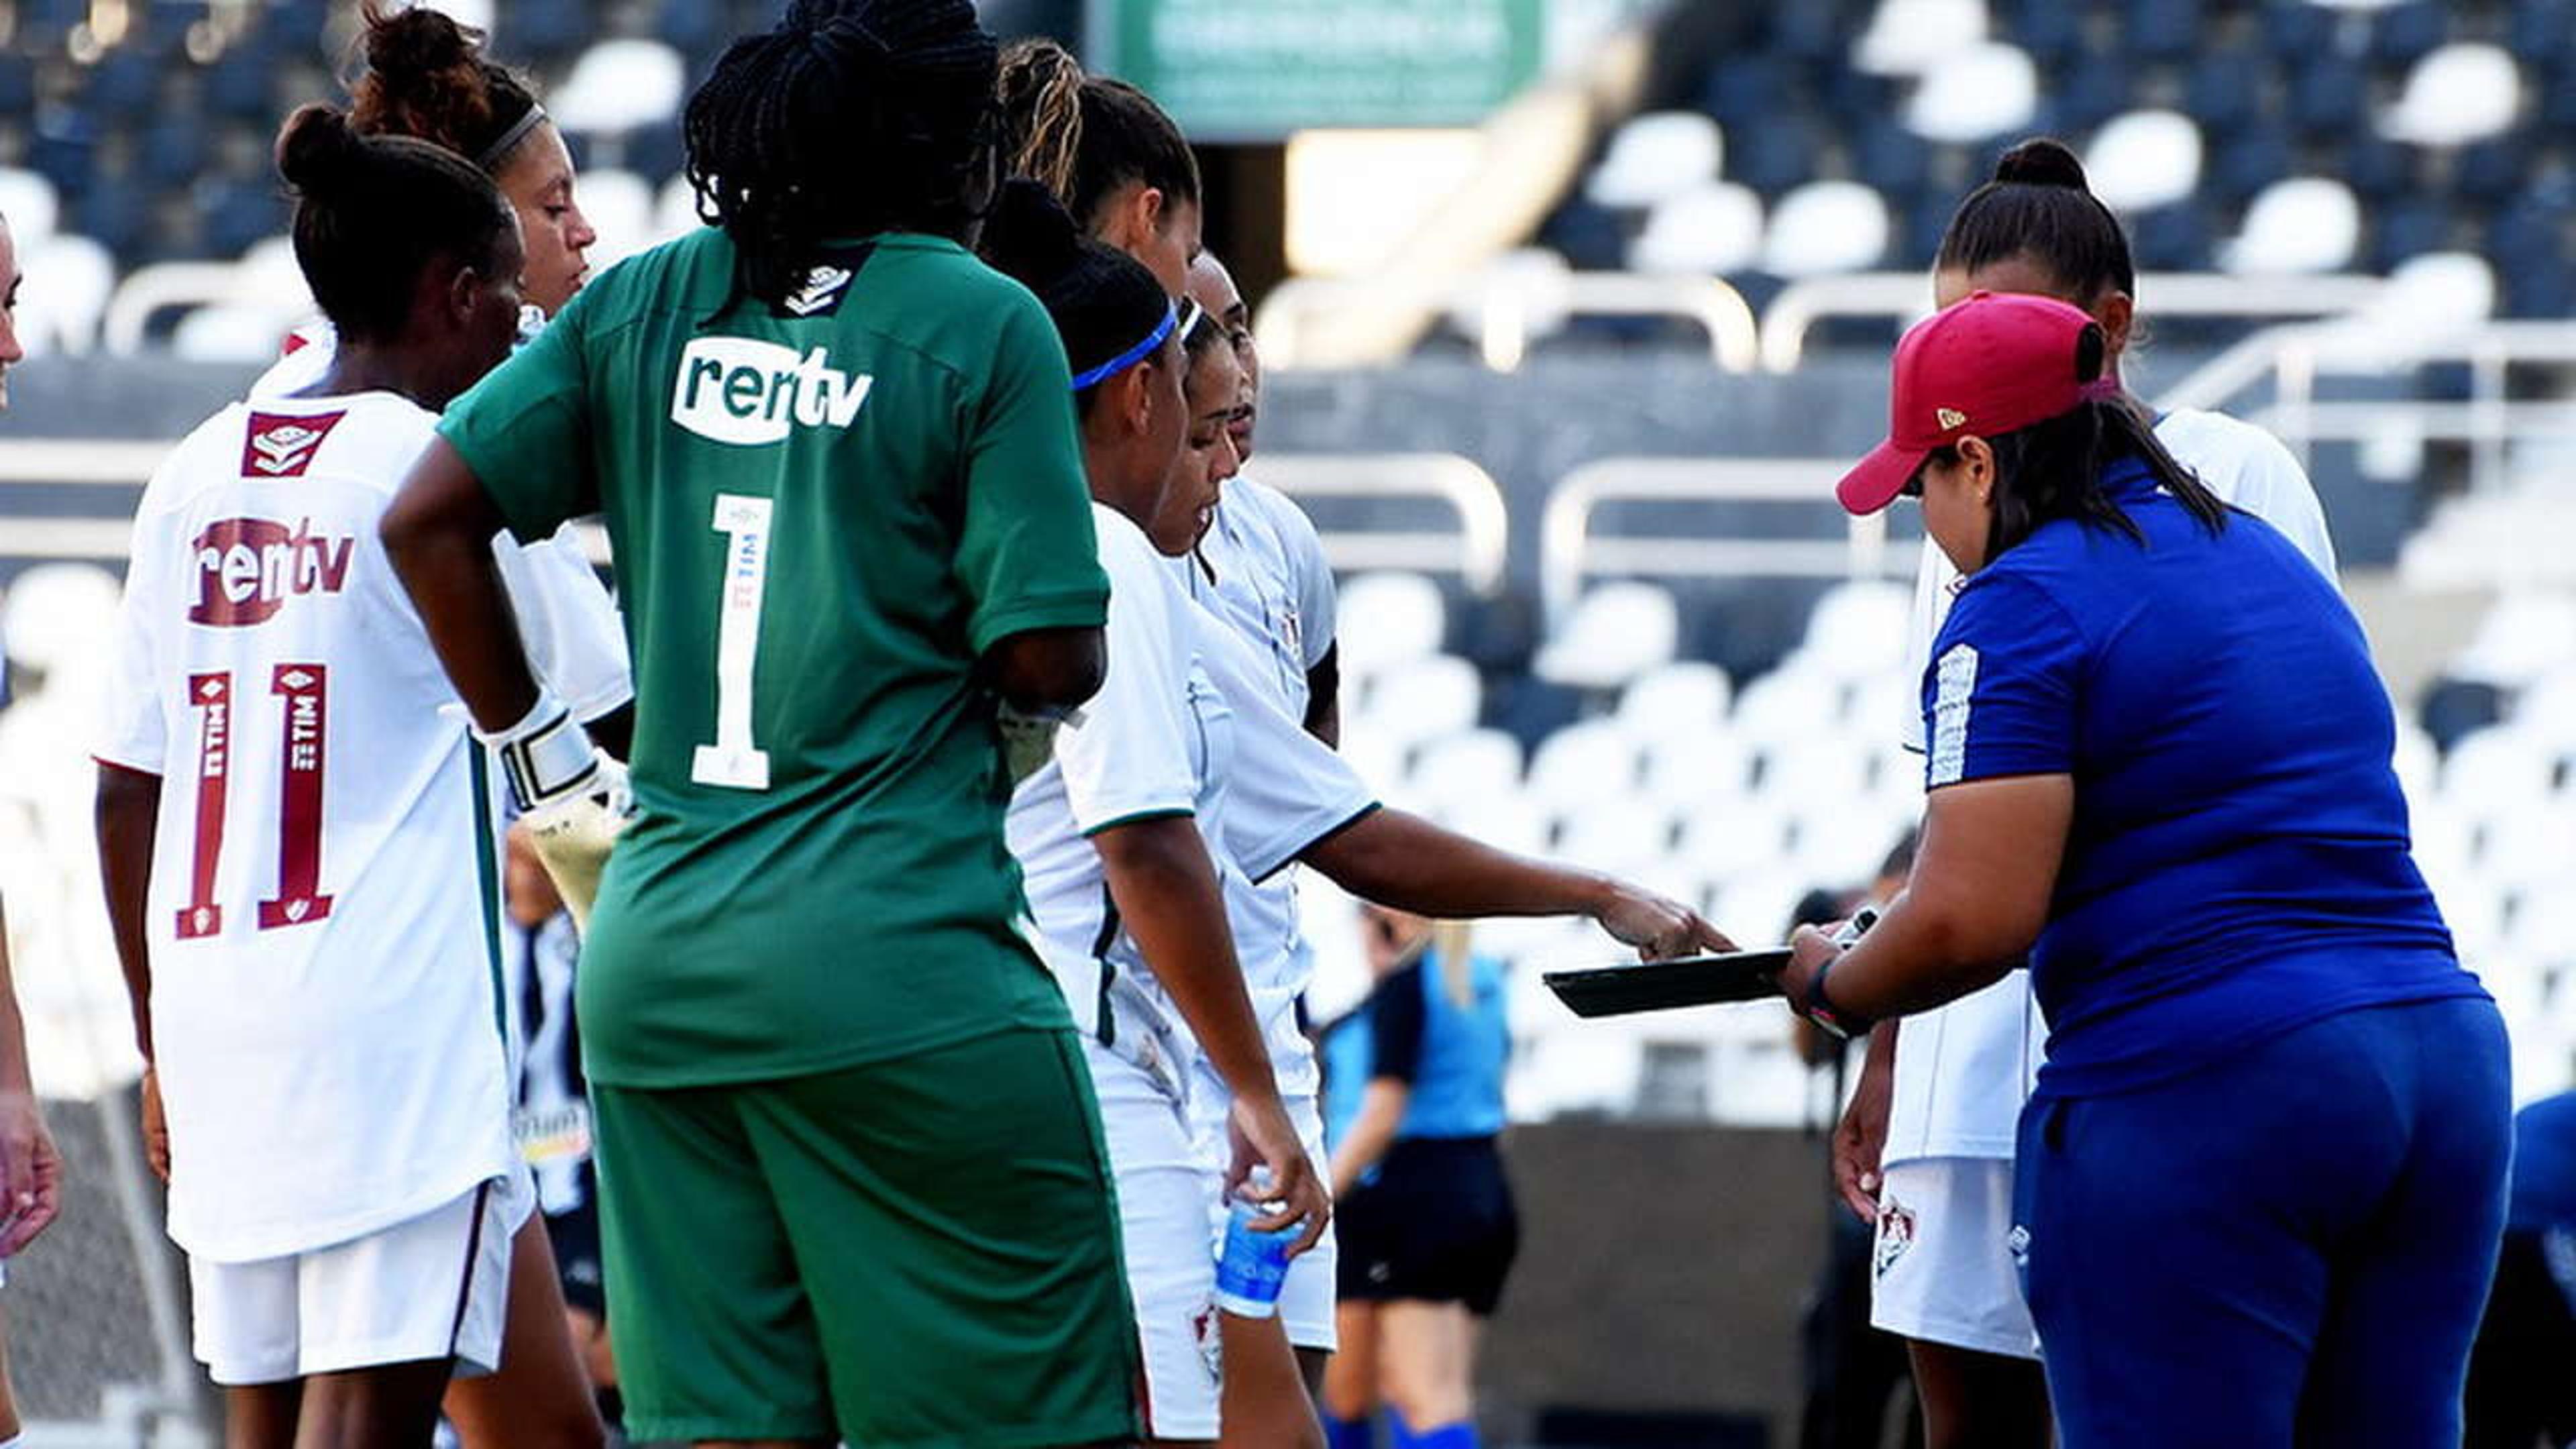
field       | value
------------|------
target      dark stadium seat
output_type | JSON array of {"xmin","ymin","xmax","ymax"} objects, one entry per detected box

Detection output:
[
  {"xmin": 2288, "ymin": 55, "xmax": 2369, "ymax": 140},
  {"xmin": 2182, "ymin": 43, "xmax": 2265, "ymax": 136},
  {"xmin": 1538, "ymin": 199, "xmax": 1627, "ymax": 273},
  {"xmin": 2206, "ymin": 123, "xmax": 2295, "ymax": 211},
  {"xmin": 1698, "ymin": 55, "xmax": 1796, "ymax": 131},
  {"xmin": 74, "ymin": 174, "xmax": 148, "ymax": 256},
  {"xmin": 1725, "ymin": 119, "xmax": 1823, "ymax": 200},
  {"xmin": 2126, "ymin": 0, "xmax": 2204, "ymax": 66},
  {"xmin": 2452, "ymin": 139, "xmax": 2532, "ymax": 209},
  {"xmin": 2130, "ymin": 202, "xmax": 2215, "ymax": 273},
  {"xmin": 2037, "ymin": 53, "xmax": 2135, "ymax": 137},
  {"xmin": 83, "ymin": 50, "xmax": 160, "ymax": 119},
  {"xmin": 1999, "ymin": 0, "xmax": 2086, "ymax": 69},
  {"xmin": 1851, "ymin": 119, "xmax": 1934, "ymax": 201},
  {"xmin": 2337, "ymin": 136, "xmax": 2418, "ymax": 207},
  {"xmin": 2371, "ymin": 2, "xmax": 2452, "ymax": 68},
  {"xmin": 205, "ymin": 50, "xmax": 274, "ymax": 123},
  {"xmin": 2259, "ymin": 1, "xmax": 2339, "ymax": 62},
  {"xmin": 506, "ymin": 2, "xmax": 595, "ymax": 64},
  {"xmin": 206, "ymin": 185, "xmax": 286, "ymax": 258},
  {"xmin": 2365, "ymin": 199, "xmax": 2453, "ymax": 274},
  {"xmin": 2511, "ymin": 0, "xmax": 2576, "ymax": 66},
  {"xmin": 0, "ymin": 54, "xmax": 34, "ymax": 117}
]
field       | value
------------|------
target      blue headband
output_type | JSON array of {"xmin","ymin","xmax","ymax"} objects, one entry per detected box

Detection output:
[{"xmin": 1070, "ymin": 303, "xmax": 1179, "ymax": 392}]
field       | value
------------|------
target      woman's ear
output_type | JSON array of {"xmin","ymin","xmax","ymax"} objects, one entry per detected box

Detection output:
[
  {"xmin": 1112, "ymin": 360, "xmax": 1157, "ymax": 438},
  {"xmin": 1104, "ymin": 183, "xmax": 1165, "ymax": 256},
  {"xmin": 1960, "ymin": 435, "xmax": 1998, "ymax": 506},
  {"xmin": 2092, "ymin": 290, "xmax": 2136, "ymax": 362}
]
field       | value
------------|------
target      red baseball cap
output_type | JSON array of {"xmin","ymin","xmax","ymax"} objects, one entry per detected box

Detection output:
[{"xmin": 1835, "ymin": 290, "xmax": 2120, "ymax": 516}]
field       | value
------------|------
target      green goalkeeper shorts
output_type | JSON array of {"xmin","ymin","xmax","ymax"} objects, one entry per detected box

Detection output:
[{"xmin": 592, "ymin": 1026, "xmax": 1140, "ymax": 1446}]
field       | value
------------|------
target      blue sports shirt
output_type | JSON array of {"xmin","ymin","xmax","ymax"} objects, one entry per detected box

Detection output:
[{"xmin": 1926, "ymin": 455, "xmax": 2480, "ymax": 1096}]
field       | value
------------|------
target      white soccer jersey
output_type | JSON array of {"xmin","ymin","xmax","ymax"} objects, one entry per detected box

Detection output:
[
  {"xmin": 1185, "ymin": 475, "xmax": 1337, "ymax": 720},
  {"xmin": 256, "ymin": 321, "xmax": 632, "ymax": 728},
  {"xmin": 1008, "ymin": 504, "xmax": 1236, "ymax": 1056},
  {"xmin": 100, "ymin": 394, "xmax": 532, "ymax": 1263},
  {"xmin": 1883, "ymin": 408, "xmax": 2343, "ymax": 1165}
]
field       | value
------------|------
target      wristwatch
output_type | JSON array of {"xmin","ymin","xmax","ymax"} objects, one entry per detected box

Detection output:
[{"xmin": 1803, "ymin": 956, "xmax": 1873, "ymax": 1041}]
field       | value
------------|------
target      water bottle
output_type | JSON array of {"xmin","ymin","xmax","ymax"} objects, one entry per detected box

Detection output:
[{"xmin": 1213, "ymin": 1195, "xmax": 1299, "ymax": 1318}]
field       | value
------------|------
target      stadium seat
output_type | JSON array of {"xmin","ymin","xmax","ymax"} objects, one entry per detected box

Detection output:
[
  {"xmin": 1336, "ymin": 572, "xmax": 1447, "ymax": 676},
  {"xmin": 2084, "ymin": 111, "xmax": 2203, "ymax": 214},
  {"xmin": 1697, "ymin": 54, "xmax": 1794, "ymax": 130},
  {"xmin": 1725, "ymin": 119, "xmax": 1825, "ymax": 199},
  {"xmin": 2370, "ymin": 1, "xmax": 2453, "ymax": 67},
  {"xmin": 2220, "ymin": 177, "xmax": 2361, "ymax": 274},
  {"xmin": 1616, "ymin": 661, "xmax": 1733, "ymax": 735},
  {"xmin": 1854, "ymin": 0, "xmax": 1989, "ymax": 76},
  {"xmin": 2129, "ymin": 203, "xmax": 2215, "ymax": 273},
  {"xmin": 172, "ymin": 304, "xmax": 292, "ymax": 363},
  {"xmin": 17, "ymin": 234, "xmax": 115, "ymax": 356},
  {"xmin": 2383, "ymin": 44, "xmax": 2522, "ymax": 147},
  {"xmin": 1525, "ymin": 720, "xmax": 1648, "ymax": 814},
  {"xmin": 1, "ymin": 563, "xmax": 121, "ymax": 679},
  {"xmin": 1627, "ymin": 182, "xmax": 1764, "ymax": 276},
  {"xmin": 1756, "ymin": 737, "xmax": 1872, "ymax": 808},
  {"xmin": 1356, "ymin": 655, "xmax": 1483, "ymax": 751},
  {"xmin": 1642, "ymin": 728, "xmax": 1758, "ymax": 807},
  {"xmin": 2363, "ymin": 199, "xmax": 2452, "ymax": 275},
  {"xmin": 1586, "ymin": 112, "xmax": 1723, "ymax": 211},
  {"xmin": 2206, "ymin": 121, "xmax": 2296, "ymax": 212},
  {"xmin": 1405, "ymin": 729, "xmax": 1526, "ymax": 816},
  {"xmin": 0, "ymin": 168, "xmax": 61, "ymax": 244},
  {"xmin": 574, "ymin": 168, "xmax": 659, "ymax": 270},
  {"xmin": 2453, "ymin": 592, "xmax": 2576, "ymax": 688},
  {"xmin": 550, "ymin": 39, "xmax": 688, "ymax": 137},
  {"xmin": 2125, "ymin": 0, "xmax": 2204, "ymax": 64},
  {"xmin": 1851, "ymin": 120, "xmax": 1935, "ymax": 199},
  {"xmin": 2442, "ymin": 726, "xmax": 2559, "ymax": 810},
  {"xmin": 2288, "ymin": 55, "xmax": 2370, "ymax": 139},
  {"xmin": 2475, "ymin": 804, "xmax": 2573, "ymax": 892},
  {"xmin": 1760, "ymin": 181, "xmax": 1890, "ymax": 277},
  {"xmin": 1902, "ymin": 42, "xmax": 2037, "ymax": 145},
  {"xmin": 1536, "ymin": 582, "xmax": 1680, "ymax": 691},
  {"xmin": 1674, "ymin": 803, "xmax": 1796, "ymax": 888},
  {"xmin": 1795, "ymin": 579, "xmax": 1913, "ymax": 680},
  {"xmin": 2180, "ymin": 44, "xmax": 2264, "ymax": 136}
]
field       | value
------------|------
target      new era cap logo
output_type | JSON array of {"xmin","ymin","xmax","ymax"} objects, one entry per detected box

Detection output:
[
  {"xmin": 1936, "ymin": 407, "xmax": 1967, "ymax": 430},
  {"xmin": 241, "ymin": 411, "xmax": 347, "ymax": 478},
  {"xmin": 782, "ymin": 265, "xmax": 853, "ymax": 318}
]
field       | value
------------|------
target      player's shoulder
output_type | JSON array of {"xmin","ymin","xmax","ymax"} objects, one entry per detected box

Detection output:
[
  {"xmin": 2154, "ymin": 408, "xmax": 2308, "ymax": 499},
  {"xmin": 158, "ymin": 394, "xmax": 433, "ymax": 506},
  {"xmin": 1090, "ymin": 501, "xmax": 1165, "ymax": 582}
]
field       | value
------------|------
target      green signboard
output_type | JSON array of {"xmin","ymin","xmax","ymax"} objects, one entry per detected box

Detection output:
[{"xmin": 1091, "ymin": 0, "xmax": 1549, "ymax": 141}]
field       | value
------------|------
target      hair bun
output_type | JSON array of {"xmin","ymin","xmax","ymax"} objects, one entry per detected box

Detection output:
[
  {"xmin": 276, "ymin": 103, "xmax": 369, "ymax": 197},
  {"xmin": 1993, "ymin": 137, "xmax": 2090, "ymax": 193},
  {"xmin": 979, "ymin": 177, "xmax": 1085, "ymax": 286},
  {"xmin": 364, "ymin": 3, "xmax": 481, "ymax": 82}
]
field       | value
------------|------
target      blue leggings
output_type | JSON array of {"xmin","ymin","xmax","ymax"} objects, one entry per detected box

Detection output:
[{"xmin": 2014, "ymin": 996, "xmax": 2512, "ymax": 1448}]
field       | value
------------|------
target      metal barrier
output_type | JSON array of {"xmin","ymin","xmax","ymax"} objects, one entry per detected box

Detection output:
[
  {"xmin": 1758, "ymin": 271, "xmax": 2392, "ymax": 373},
  {"xmin": 2158, "ymin": 320, "xmax": 2576, "ymax": 493},
  {"xmin": 1252, "ymin": 453, "xmax": 1512, "ymax": 596},
  {"xmin": 1258, "ymin": 269, "xmax": 1761, "ymax": 373},
  {"xmin": 1539, "ymin": 458, "xmax": 1907, "ymax": 622}
]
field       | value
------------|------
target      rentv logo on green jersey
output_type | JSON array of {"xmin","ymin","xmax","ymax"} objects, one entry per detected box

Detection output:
[{"xmin": 671, "ymin": 337, "xmax": 873, "ymax": 446}]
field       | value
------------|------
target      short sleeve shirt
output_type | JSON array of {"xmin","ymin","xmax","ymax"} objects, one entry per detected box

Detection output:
[
  {"xmin": 439, "ymin": 229, "xmax": 1110, "ymax": 1087},
  {"xmin": 1927, "ymin": 457, "xmax": 2475, "ymax": 1095}
]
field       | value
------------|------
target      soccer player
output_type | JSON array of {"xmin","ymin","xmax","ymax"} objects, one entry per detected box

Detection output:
[
  {"xmin": 1827, "ymin": 140, "xmax": 2342, "ymax": 1449},
  {"xmin": 0, "ymin": 211, "xmax": 64, "ymax": 1449},
  {"xmin": 997, "ymin": 38, "xmax": 1203, "ymax": 295},
  {"xmin": 95, "ymin": 105, "xmax": 551, "ymax": 1446},
  {"xmin": 983, "ymin": 179, "xmax": 1330, "ymax": 1449},
  {"xmin": 376, "ymin": 5, "xmax": 1140, "ymax": 1445},
  {"xmin": 253, "ymin": 14, "xmax": 627, "ymax": 1443}
]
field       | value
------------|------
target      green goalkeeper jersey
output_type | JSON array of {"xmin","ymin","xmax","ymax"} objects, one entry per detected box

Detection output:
[{"xmin": 441, "ymin": 228, "xmax": 1108, "ymax": 1089}]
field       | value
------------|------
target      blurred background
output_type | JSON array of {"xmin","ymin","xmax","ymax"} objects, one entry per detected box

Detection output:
[{"xmin": 3, "ymin": 0, "xmax": 2574, "ymax": 1444}]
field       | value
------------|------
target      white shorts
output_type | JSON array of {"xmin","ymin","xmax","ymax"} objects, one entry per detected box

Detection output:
[
  {"xmin": 1087, "ymin": 1038, "xmax": 1224, "ymax": 1442},
  {"xmin": 189, "ymin": 1177, "xmax": 516, "ymax": 1387},
  {"xmin": 1868, "ymin": 1157, "xmax": 2039, "ymax": 1360},
  {"xmin": 1189, "ymin": 1059, "xmax": 1338, "ymax": 1354}
]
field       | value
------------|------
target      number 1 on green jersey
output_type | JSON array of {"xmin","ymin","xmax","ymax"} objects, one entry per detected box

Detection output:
[{"xmin": 694, "ymin": 492, "xmax": 775, "ymax": 790}]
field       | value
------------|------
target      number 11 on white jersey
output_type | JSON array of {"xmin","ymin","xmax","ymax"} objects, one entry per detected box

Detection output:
[{"xmin": 693, "ymin": 492, "xmax": 775, "ymax": 791}]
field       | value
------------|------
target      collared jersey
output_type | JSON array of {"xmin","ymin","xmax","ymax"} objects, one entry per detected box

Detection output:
[
  {"xmin": 439, "ymin": 228, "xmax": 1110, "ymax": 1088},
  {"xmin": 1927, "ymin": 455, "xmax": 2475, "ymax": 1097},
  {"xmin": 1886, "ymin": 409, "xmax": 2345, "ymax": 1160},
  {"xmin": 99, "ymin": 392, "xmax": 535, "ymax": 1262}
]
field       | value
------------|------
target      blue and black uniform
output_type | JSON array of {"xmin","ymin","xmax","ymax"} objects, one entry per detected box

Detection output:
[
  {"xmin": 1324, "ymin": 949, "xmax": 1519, "ymax": 1316},
  {"xmin": 1927, "ymin": 455, "xmax": 2510, "ymax": 1446}
]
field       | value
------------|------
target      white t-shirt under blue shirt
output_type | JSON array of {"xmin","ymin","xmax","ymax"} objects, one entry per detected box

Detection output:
[{"xmin": 1929, "ymin": 454, "xmax": 2477, "ymax": 1098}]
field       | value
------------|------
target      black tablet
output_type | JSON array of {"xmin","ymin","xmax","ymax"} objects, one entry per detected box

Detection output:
[{"xmin": 1541, "ymin": 949, "xmax": 1794, "ymax": 1019}]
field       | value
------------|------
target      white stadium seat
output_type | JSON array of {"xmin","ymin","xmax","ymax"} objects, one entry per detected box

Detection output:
[
  {"xmin": 0, "ymin": 168, "xmax": 60, "ymax": 244},
  {"xmin": 1674, "ymin": 802, "xmax": 1795, "ymax": 881},
  {"xmin": 1854, "ymin": 0, "xmax": 1988, "ymax": 76},
  {"xmin": 1354, "ymin": 655, "xmax": 1481, "ymax": 751},
  {"xmin": 1761, "ymin": 181, "xmax": 1890, "ymax": 278},
  {"xmin": 1796, "ymin": 578, "xmax": 1915, "ymax": 680},
  {"xmin": 1642, "ymin": 728, "xmax": 1758, "ymax": 805},
  {"xmin": 1586, "ymin": 112, "xmax": 1723, "ymax": 211},
  {"xmin": 1525, "ymin": 720, "xmax": 1647, "ymax": 813},
  {"xmin": 1536, "ymin": 581, "xmax": 1680, "ymax": 691},
  {"xmin": 172, "ymin": 305, "xmax": 291, "ymax": 364},
  {"xmin": 2084, "ymin": 110, "xmax": 2204, "ymax": 213},
  {"xmin": 1336, "ymin": 572, "xmax": 1447, "ymax": 676},
  {"xmin": 574, "ymin": 168, "xmax": 657, "ymax": 272},
  {"xmin": 17, "ymin": 234, "xmax": 116, "ymax": 356},
  {"xmin": 1756, "ymin": 737, "xmax": 1872, "ymax": 805},
  {"xmin": 2451, "ymin": 592, "xmax": 2576, "ymax": 689},
  {"xmin": 550, "ymin": 39, "xmax": 688, "ymax": 136},
  {"xmin": 1405, "ymin": 729, "xmax": 1526, "ymax": 814},
  {"xmin": 1730, "ymin": 667, "xmax": 1843, "ymax": 746},
  {"xmin": 2382, "ymin": 44, "xmax": 2522, "ymax": 148},
  {"xmin": 656, "ymin": 172, "xmax": 705, "ymax": 244},
  {"xmin": 2443, "ymin": 727, "xmax": 2558, "ymax": 812},
  {"xmin": 2221, "ymin": 178, "xmax": 2361, "ymax": 275},
  {"xmin": 1904, "ymin": 42, "xmax": 2038, "ymax": 146},
  {"xmin": 1617, "ymin": 662, "xmax": 1733, "ymax": 737},
  {"xmin": 1628, "ymin": 182, "xmax": 1766, "ymax": 277}
]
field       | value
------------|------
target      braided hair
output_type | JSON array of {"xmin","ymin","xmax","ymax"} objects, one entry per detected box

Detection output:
[
  {"xmin": 684, "ymin": 0, "xmax": 998, "ymax": 309},
  {"xmin": 994, "ymin": 38, "xmax": 1199, "ymax": 230},
  {"xmin": 276, "ymin": 102, "xmax": 514, "ymax": 343}
]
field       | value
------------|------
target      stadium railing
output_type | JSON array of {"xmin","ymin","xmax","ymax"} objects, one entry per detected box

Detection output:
[
  {"xmin": 1254, "ymin": 452, "xmax": 1513, "ymax": 595},
  {"xmin": 1756, "ymin": 270, "xmax": 2394, "ymax": 373},
  {"xmin": 1538, "ymin": 457, "xmax": 1911, "ymax": 624},
  {"xmin": 1258, "ymin": 269, "xmax": 1761, "ymax": 374},
  {"xmin": 2161, "ymin": 318, "xmax": 2576, "ymax": 496},
  {"xmin": 0, "ymin": 440, "xmax": 170, "ymax": 563}
]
